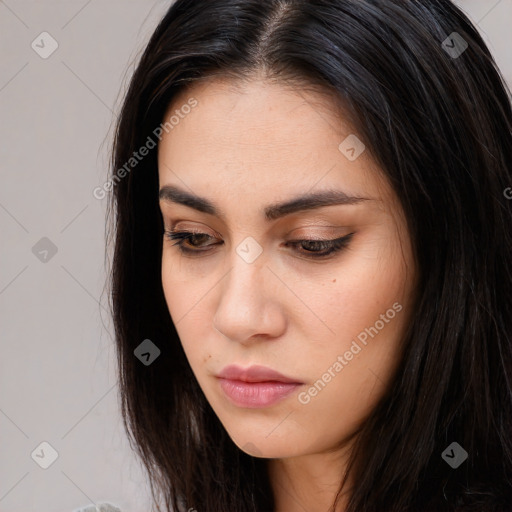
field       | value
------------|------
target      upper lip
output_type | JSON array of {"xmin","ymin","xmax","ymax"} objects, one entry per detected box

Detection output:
[{"xmin": 217, "ymin": 364, "xmax": 302, "ymax": 384}]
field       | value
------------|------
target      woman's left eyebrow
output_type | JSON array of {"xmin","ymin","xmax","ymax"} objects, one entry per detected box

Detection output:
[{"xmin": 159, "ymin": 184, "xmax": 373, "ymax": 223}]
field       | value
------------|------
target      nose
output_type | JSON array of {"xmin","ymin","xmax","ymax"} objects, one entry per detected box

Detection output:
[{"xmin": 212, "ymin": 253, "xmax": 287, "ymax": 344}]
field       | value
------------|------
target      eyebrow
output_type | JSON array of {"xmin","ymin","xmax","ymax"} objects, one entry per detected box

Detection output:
[{"xmin": 159, "ymin": 184, "xmax": 372, "ymax": 222}]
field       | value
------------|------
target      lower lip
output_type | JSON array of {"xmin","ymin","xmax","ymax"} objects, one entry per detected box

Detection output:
[{"xmin": 218, "ymin": 378, "xmax": 301, "ymax": 408}]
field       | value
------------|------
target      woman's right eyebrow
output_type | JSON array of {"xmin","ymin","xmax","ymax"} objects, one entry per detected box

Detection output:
[{"xmin": 159, "ymin": 184, "xmax": 374, "ymax": 223}]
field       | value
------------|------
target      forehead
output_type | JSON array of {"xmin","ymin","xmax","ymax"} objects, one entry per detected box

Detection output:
[{"xmin": 157, "ymin": 77, "xmax": 391, "ymax": 205}]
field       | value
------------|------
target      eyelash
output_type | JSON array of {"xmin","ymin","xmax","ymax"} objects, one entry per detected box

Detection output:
[{"xmin": 163, "ymin": 230, "xmax": 355, "ymax": 260}]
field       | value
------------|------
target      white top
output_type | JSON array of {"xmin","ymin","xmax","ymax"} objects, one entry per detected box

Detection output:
[{"xmin": 72, "ymin": 504, "xmax": 122, "ymax": 512}]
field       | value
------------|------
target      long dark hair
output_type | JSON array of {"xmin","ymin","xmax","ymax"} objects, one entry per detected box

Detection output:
[{"xmin": 106, "ymin": 1, "xmax": 512, "ymax": 510}]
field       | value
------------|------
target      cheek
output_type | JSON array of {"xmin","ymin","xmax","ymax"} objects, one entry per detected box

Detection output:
[
  {"xmin": 161, "ymin": 257, "xmax": 193, "ymax": 348},
  {"xmin": 161, "ymin": 254, "xmax": 202, "ymax": 320},
  {"xmin": 161, "ymin": 256, "xmax": 215, "ymax": 362},
  {"xmin": 291, "ymin": 237, "xmax": 411, "ymax": 402},
  {"xmin": 161, "ymin": 257, "xmax": 179, "ymax": 319},
  {"xmin": 299, "ymin": 236, "xmax": 410, "ymax": 339}
]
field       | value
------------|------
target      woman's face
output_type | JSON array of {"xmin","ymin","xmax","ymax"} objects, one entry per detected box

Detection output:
[{"xmin": 158, "ymin": 77, "xmax": 417, "ymax": 458}]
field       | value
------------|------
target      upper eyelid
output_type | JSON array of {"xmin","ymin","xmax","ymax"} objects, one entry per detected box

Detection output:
[
  {"xmin": 165, "ymin": 225, "xmax": 223, "ymax": 239},
  {"xmin": 164, "ymin": 227, "xmax": 347, "ymax": 240},
  {"xmin": 164, "ymin": 229, "xmax": 353, "ymax": 248},
  {"xmin": 158, "ymin": 196, "xmax": 366, "ymax": 232},
  {"xmin": 162, "ymin": 215, "xmax": 350, "ymax": 234}
]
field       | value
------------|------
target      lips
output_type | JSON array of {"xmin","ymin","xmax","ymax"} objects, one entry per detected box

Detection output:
[
  {"xmin": 217, "ymin": 364, "xmax": 302, "ymax": 384},
  {"xmin": 216, "ymin": 365, "xmax": 303, "ymax": 408}
]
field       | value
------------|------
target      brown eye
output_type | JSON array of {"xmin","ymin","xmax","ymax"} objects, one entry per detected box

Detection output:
[
  {"xmin": 164, "ymin": 230, "xmax": 355, "ymax": 260},
  {"xmin": 285, "ymin": 233, "xmax": 355, "ymax": 259},
  {"xmin": 164, "ymin": 230, "xmax": 219, "ymax": 253}
]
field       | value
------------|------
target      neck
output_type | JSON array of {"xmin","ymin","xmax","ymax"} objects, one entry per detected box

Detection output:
[{"xmin": 267, "ymin": 444, "xmax": 355, "ymax": 512}]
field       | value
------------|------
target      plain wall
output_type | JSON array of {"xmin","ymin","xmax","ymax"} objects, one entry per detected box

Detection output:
[{"xmin": 0, "ymin": 1, "xmax": 511, "ymax": 511}]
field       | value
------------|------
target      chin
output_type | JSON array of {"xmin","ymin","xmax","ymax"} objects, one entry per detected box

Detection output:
[{"xmin": 230, "ymin": 431, "xmax": 307, "ymax": 459}]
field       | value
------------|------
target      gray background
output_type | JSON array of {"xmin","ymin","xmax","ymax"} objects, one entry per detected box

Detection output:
[{"xmin": 0, "ymin": 1, "xmax": 511, "ymax": 511}]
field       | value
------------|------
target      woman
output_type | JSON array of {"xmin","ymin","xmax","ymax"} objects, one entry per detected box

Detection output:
[{"xmin": 107, "ymin": 1, "xmax": 512, "ymax": 511}]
